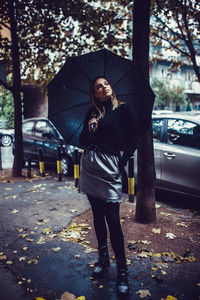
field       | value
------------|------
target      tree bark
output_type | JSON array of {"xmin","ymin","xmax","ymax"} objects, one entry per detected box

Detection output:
[
  {"xmin": 132, "ymin": 0, "xmax": 156, "ymax": 223},
  {"xmin": 9, "ymin": 0, "xmax": 24, "ymax": 177}
]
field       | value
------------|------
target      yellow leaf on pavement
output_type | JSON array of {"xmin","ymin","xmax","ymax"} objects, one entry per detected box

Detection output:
[
  {"xmin": 42, "ymin": 228, "xmax": 52, "ymax": 234},
  {"xmin": 36, "ymin": 298, "xmax": 46, "ymax": 300},
  {"xmin": 165, "ymin": 296, "xmax": 177, "ymax": 300},
  {"xmin": 76, "ymin": 297, "xmax": 85, "ymax": 300}
]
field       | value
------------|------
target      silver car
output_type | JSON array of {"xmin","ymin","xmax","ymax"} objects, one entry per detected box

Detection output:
[{"xmin": 151, "ymin": 112, "xmax": 200, "ymax": 198}]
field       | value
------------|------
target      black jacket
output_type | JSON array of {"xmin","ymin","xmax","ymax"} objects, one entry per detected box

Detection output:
[{"xmin": 79, "ymin": 100, "xmax": 138, "ymax": 167}]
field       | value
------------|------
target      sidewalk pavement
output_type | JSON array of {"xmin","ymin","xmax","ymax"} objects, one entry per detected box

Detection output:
[{"xmin": 0, "ymin": 169, "xmax": 200, "ymax": 300}]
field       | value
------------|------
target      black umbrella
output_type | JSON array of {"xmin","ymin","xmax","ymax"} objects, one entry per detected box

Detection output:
[{"xmin": 48, "ymin": 48, "xmax": 155, "ymax": 147}]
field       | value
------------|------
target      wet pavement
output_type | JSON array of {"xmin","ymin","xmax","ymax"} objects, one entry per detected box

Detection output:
[{"xmin": 0, "ymin": 170, "xmax": 200, "ymax": 300}]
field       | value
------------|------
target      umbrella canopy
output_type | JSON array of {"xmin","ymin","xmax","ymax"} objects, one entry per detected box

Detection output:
[{"xmin": 48, "ymin": 48, "xmax": 155, "ymax": 147}]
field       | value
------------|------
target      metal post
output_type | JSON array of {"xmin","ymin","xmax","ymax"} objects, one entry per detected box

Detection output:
[
  {"xmin": 57, "ymin": 146, "xmax": 62, "ymax": 181},
  {"xmin": 38, "ymin": 149, "xmax": 45, "ymax": 177},
  {"xmin": 27, "ymin": 157, "xmax": 32, "ymax": 178},
  {"xmin": 73, "ymin": 150, "xmax": 79, "ymax": 187},
  {"xmin": 0, "ymin": 146, "xmax": 2, "ymax": 170},
  {"xmin": 128, "ymin": 155, "xmax": 135, "ymax": 203}
]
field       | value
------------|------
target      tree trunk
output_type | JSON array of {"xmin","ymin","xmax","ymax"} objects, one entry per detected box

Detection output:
[
  {"xmin": 9, "ymin": 0, "xmax": 24, "ymax": 177},
  {"xmin": 132, "ymin": 0, "xmax": 156, "ymax": 223}
]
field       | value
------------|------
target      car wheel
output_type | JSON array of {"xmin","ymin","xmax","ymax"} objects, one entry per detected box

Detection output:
[
  {"xmin": 61, "ymin": 156, "xmax": 73, "ymax": 176},
  {"xmin": 1, "ymin": 135, "xmax": 12, "ymax": 147}
]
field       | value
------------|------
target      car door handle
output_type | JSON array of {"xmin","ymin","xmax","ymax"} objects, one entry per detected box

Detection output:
[{"xmin": 163, "ymin": 152, "xmax": 176, "ymax": 159}]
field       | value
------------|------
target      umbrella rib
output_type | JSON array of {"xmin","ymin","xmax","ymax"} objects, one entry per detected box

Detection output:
[
  {"xmin": 112, "ymin": 66, "xmax": 140, "ymax": 88},
  {"xmin": 71, "ymin": 59, "xmax": 93, "ymax": 83},
  {"xmin": 49, "ymin": 102, "xmax": 90, "ymax": 118},
  {"xmin": 67, "ymin": 121, "xmax": 84, "ymax": 144}
]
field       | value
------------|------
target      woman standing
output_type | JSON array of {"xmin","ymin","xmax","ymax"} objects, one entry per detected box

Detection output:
[{"xmin": 79, "ymin": 77, "xmax": 138, "ymax": 295}]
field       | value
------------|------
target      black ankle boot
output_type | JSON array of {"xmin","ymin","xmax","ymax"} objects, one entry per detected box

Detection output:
[
  {"xmin": 93, "ymin": 245, "xmax": 110, "ymax": 276},
  {"xmin": 116, "ymin": 260, "xmax": 129, "ymax": 295}
]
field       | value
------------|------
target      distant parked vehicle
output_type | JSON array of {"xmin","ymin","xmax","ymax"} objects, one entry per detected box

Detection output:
[
  {"xmin": 13, "ymin": 118, "xmax": 79, "ymax": 176},
  {"xmin": 0, "ymin": 129, "xmax": 14, "ymax": 147}
]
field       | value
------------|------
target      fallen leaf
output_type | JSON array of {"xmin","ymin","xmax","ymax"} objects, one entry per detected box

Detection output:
[
  {"xmin": 60, "ymin": 292, "xmax": 76, "ymax": 300},
  {"xmin": 161, "ymin": 271, "xmax": 167, "ymax": 275},
  {"xmin": 0, "ymin": 255, "xmax": 7, "ymax": 260},
  {"xmin": 12, "ymin": 209, "xmax": 19, "ymax": 214},
  {"xmin": 165, "ymin": 296, "xmax": 177, "ymax": 300},
  {"xmin": 36, "ymin": 298, "xmax": 46, "ymax": 300},
  {"xmin": 37, "ymin": 236, "xmax": 46, "ymax": 244},
  {"xmin": 19, "ymin": 256, "xmax": 27, "ymax": 261},
  {"xmin": 84, "ymin": 248, "xmax": 95, "ymax": 254},
  {"xmin": 76, "ymin": 297, "xmax": 85, "ymax": 300},
  {"xmin": 26, "ymin": 238, "xmax": 34, "ymax": 242},
  {"xmin": 99, "ymin": 285, "xmax": 103, "ymax": 288},
  {"xmin": 127, "ymin": 240, "xmax": 137, "ymax": 244},
  {"xmin": 155, "ymin": 204, "xmax": 161, "ymax": 208},
  {"xmin": 152, "ymin": 228, "xmax": 161, "ymax": 234},
  {"xmin": 42, "ymin": 228, "xmax": 52, "ymax": 234},
  {"xmin": 53, "ymin": 247, "xmax": 61, "ymax": 252},
  {"xmin": 165, "ymin": 233, "xmax": 176, "ymax": 239},
  {"xmin": 6, "ymin": 260, "xmax": 13, "ymax": 265},
  {"xmin": 160, "ymin": 212, "xmax": 172, "ymax": 216},
  {"xmin": 176, "ymin": 222, "xmax": 188, "ymax": 228},
  {"xmin": 27, "ymin": 258, "xmax": 38, "ymax": 264},
  {"xmin": 136, "ymin": 289, "xmax": 151, "ymax": 298},
  {"xmin": 141, "ymin": 240, "xmax": 151, "ymax": 245}
]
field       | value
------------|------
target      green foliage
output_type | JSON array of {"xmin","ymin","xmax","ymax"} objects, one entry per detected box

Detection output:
[
  {"xmin": 0, "ymin": 86, "xmax": 14, "ymax": 128},
  {"xmin": 0, "ymin": 0, "xmax": 132, "ymax": 88},
  {"xmin": 151, "ymin": 78, "xmax": 187, "ymax": 110}
]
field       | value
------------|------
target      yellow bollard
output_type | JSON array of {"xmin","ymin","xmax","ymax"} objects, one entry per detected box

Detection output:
[{"xmin": 128, "ymin": 155, "xmax": 135, "ymax": 203}]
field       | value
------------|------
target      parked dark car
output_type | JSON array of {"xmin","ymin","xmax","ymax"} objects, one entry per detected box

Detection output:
[
  {"xmin": 0, "ymin": 129, "xmax": 14, "ymax": 147},
  {"xmin": 19, "ymin": 118, "xmax": 79, "ymax": 176},
  {"xmin": 151, "ymin": 112, "xmax": 200, "ymax": 197}
]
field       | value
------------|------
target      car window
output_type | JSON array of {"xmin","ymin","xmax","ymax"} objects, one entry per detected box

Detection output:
[
  {"xmin": 167, "ymin": 119, "xmax": 200, "ymax": 149},
  {"xmin": 152, "ymin": 119, "xmax": 163, "ymax": 142},
  {"xmin": 35, "ymin": 120, "xmax": 56, "ymax": 138},
  {"xmin": 22, "ymin": 121, "xmax": 35, "ymax": 135}
]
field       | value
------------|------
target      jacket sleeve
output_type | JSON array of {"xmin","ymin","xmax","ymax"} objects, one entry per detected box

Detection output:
[{"xmin": 120, "ymin": 104, "xmax": 139, "ymax": 166}]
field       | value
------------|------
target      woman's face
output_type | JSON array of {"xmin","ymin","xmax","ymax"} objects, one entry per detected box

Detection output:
[{"xmin": 93, "ymin": 78, "xmax": 113, "ymax": 102}]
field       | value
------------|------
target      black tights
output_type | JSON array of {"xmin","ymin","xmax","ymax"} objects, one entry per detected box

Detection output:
[{"xmin": 88, "ymin": 196, "xmax": 125, "ymax": 260}]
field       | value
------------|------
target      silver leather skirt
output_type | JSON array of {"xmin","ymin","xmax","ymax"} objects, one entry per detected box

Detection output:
[{"xmin": 79, "ymin": 148, "xmax": 122, "ymax": 202}]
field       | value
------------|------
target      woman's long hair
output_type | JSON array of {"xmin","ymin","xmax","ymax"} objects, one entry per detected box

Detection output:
[{"xmin": 89, "ymin": 76, "xmax": 124, "ymax": 118}]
